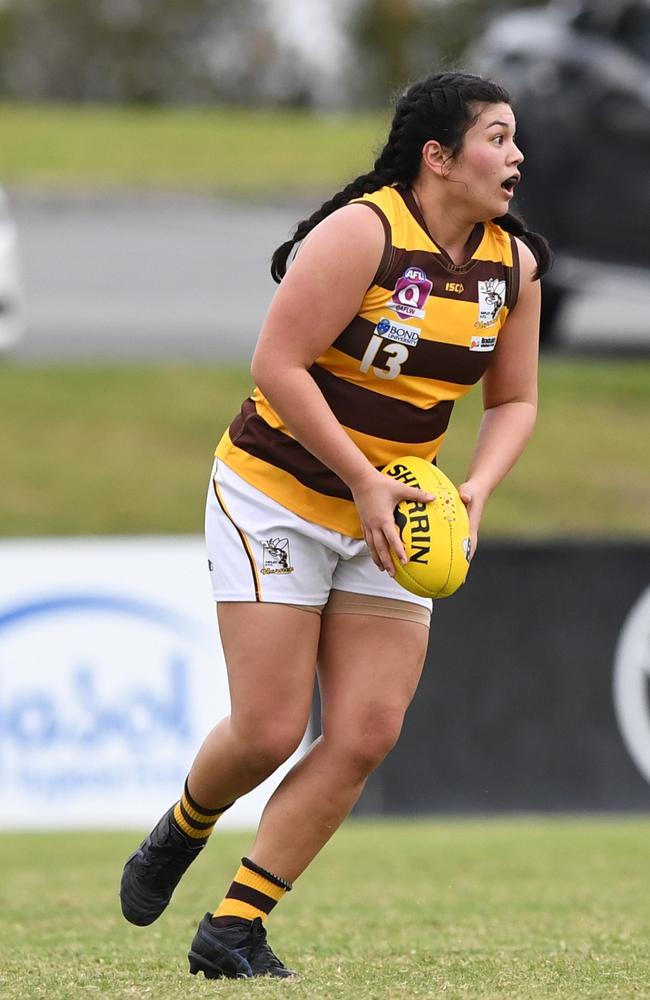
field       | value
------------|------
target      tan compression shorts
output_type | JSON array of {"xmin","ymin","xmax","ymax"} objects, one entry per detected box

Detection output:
[{"xmin": 288, "ymin": 590, "xmax": 430, "ymax": 628}]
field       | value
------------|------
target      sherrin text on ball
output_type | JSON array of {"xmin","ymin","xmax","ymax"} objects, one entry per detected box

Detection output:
[{"xmin": 382, "ymin": 456, "xmax": 471, "ymax": 599}]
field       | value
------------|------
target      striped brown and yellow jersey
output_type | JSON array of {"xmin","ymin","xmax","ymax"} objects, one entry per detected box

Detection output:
[{"xmin": 216, "ymin": 185, "xmax": 520, "ymax": 538}]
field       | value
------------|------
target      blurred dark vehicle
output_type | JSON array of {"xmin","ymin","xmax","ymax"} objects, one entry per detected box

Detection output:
[{"xmin": 466, "ymin": 0, "xmax": 650, "ymax": 347}]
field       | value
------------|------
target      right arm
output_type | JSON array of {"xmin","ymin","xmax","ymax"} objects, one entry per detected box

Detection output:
[{"xmin": 250, "ymin": 204, "xmax": 434, "ymax": 574}]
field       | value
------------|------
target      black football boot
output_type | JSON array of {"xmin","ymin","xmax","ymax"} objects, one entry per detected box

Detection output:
[
  {"xmin": 188, "ymin": 913, "xmax": 294, "ymax": 979},
  {"xmin": 120, "ymin": 806, "xmax": 206, "ymax": 926}
]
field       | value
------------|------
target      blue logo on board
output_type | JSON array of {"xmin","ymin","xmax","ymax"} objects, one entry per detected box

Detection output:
[{"xmin": 0, "ymin": 593, "xmax": 212, "ymax": 797}]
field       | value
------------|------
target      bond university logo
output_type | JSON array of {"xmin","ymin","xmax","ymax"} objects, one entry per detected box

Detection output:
[
  {"xmin": 374, "ymin": 317, "xmax": 420, "ymax": 348},
  {"xmin": 613, "ymin": 585, "xmax": 650, "ymax": 786},
  {"xmin": 261, "ymin": 538, "xmax": 294, "ymax": 575},
  {"xmin": 389, "ymin": 267, "xmax": 433, "ymax": 320},
  {"xmin": 476, "ymin": 277, "xmax": 506, "ymax": 328}
]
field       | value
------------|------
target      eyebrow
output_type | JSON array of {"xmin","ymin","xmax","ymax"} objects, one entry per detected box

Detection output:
[{"xmin": 485, "ymin": 120, "xmax": 513, "ymax": 130}]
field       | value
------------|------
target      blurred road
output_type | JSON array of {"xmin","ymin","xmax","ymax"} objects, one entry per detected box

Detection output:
[
  {"xmin": 10, "ymin": 192, "xmax": 302, "ymax": 362},
  {"xmin": 8, "ymin": 191, "xmax": 650, "ymax": 361}
]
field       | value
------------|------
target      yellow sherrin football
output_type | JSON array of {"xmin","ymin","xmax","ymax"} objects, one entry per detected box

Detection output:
[{"xmin": 382, "ymin": 456, "xmax": 471, "ymax": 599}]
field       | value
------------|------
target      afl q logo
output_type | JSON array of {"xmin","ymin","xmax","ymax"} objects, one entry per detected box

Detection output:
[{"xmin": 613, "ymin": 586, "xmax": 650, "ymax": 785}]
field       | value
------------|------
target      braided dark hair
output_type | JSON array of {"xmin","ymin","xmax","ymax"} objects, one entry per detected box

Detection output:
[{"xmin": 271, "ymin": 71, "xmax": 551, "ymax": 283}]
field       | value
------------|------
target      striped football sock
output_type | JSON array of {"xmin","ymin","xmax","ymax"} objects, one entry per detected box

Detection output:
[
  {"xmin": 171, "ymin": 778, "xmax": 232, "ymax": 844},
  {"xmin": 211, "ymin": 857, "xmax": 292, "ymax": 925}
]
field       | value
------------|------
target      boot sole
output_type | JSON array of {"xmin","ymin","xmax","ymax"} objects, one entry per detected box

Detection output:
[{"xmin": 188, "ymin": 949, "xmax": 251, "ymax": 979}]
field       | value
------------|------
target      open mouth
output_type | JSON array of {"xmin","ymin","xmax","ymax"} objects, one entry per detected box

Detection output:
[{"xmin": 501, "ymin": 175, "xmax": 519, "ymax": 194}]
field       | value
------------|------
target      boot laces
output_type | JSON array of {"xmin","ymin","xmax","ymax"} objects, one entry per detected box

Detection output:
[
  {"xmin": 139, "ymin": 819, "xmax": 195, "ymax": 885},
  {"xmin": 246, "ymin": 918, "xmax": 286, "ymax": 972}
]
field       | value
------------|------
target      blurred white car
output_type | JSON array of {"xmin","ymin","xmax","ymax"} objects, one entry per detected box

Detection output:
[{"xmin": 0, "ymin": 187, "xmax": 24, "ymax": 350}]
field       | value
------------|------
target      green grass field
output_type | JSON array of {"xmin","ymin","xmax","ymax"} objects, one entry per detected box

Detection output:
[
  {"xmin": 0, "ymin": 103, "xmax": 387, "ymax": 197},
  {"xmin": 2, "ymin": 818, "xmax": 650, "ymax": 999},
  {"xmin": 1, "ymin": 356, "xmax": 649, "ymax": 538}
]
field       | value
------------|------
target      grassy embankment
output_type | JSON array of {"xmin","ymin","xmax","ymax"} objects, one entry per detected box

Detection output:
[
  {"xmin": 0, "ymin": 357, "xmax": 648, "ymax": 538},
  {"xmin": 0, "ymin": 102, "xmax": 387, "ymax": 197}
]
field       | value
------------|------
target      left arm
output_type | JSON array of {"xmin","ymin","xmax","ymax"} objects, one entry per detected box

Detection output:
[{"xmin": 460, "ymin": 239, "xmax": 541, "ymax": 555}]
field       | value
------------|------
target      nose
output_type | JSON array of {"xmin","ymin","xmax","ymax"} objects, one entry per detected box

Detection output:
[{"xmin": 511, "ymin": 140, "xmax": 524, "ymax": 165}]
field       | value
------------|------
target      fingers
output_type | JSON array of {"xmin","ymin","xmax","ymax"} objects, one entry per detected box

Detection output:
[
  {"xmin": 379, "ymin": 525, "xmax": 405, "ymax": 574},
  {"xmin": 386, "ymin": 487, "xmax": 433, "ymax": 569},
  {"xmin": 397, "ymin": 486, "xmax": 435, "ymax": 507},
  {"xmin": 458, "ymin": 483, "xmax": 481, "ymax": 562},
  {"xmin": 359, "ymin": 480, "xmax": 436, "ymax": 576},
  {"xmin": 363, "ymin": 530, "xmax": 382, "ymax": 571},
  {"xmin": 364, "ymin": 522, "xmax": 404, "ymax": 575},
  {"xmin": 371, "ymin": 487, "xmax": 435, "ymax": 574},
  {"xmin": 364, "ymin": 508, "xmax": 407, "ymax": 576},
  {"xmin": 413, "ymin": 488, "xmax": 435, "ymax": 504}
]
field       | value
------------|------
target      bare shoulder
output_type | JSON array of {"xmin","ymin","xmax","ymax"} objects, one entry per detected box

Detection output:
[
  {"xmin": 514, "ymin": 237, "xmax": 540, "ymax": 284},
  {"xmin": 301, "ymin": 202, "xmax": 386, "ymax": 258},
  {"xmin": 285, "ymin": 202, "xmax": 387, "ymax": 294},
  {"xmin": 260, "ymin": 201, "xmax": 388, "ymax": 361}
]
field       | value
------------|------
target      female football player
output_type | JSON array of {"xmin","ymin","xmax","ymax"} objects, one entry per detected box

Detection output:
[{"xmin": 120, "ymin": 71, "xmax": 551, "ymax": 979}]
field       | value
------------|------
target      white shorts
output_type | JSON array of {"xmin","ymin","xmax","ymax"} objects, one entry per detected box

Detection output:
[{"xmin": 205, "ymin": 460, "xmax": 432, "ymax": 618}]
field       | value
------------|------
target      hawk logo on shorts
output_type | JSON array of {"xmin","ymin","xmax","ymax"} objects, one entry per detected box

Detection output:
[{"xmin": 261, "ymin": 537, "xmax": 294, "ymax": 575}]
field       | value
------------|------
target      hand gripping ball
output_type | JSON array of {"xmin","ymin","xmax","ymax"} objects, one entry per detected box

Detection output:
[{"xmin": 382, "ymin": 456, "xmax": 471, "ymax": 599}]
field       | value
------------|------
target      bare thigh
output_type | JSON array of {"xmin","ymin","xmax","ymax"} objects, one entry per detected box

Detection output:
[
  {"xmin": 317, "ymin": 611, "xmax": 429, "ymax": 763},
  {"xmin": 217, "ymin": 602, "xmax": 321, "ymax": 741},
  {"xmin": 187, "ymin": 602, "xmax": 321, "ymax": 805}
]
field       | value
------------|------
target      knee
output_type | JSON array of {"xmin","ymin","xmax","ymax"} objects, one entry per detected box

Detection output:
[
  {"xmin": 231, "ymin": 717, "xmax": 306, "ymax": 778},
  {"xmin": 336, "ymin": 708, "xmax": 405, "ymax": 777}
]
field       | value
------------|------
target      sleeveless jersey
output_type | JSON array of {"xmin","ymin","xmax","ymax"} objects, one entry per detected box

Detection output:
[{"xmin": 216, "ymin": 185, "xmax": 520, "ymax": 538}]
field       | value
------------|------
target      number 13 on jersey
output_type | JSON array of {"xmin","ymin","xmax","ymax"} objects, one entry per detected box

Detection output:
[
  {"xmin": 359, "ymin": 318, "xmax": 420, "ymax": 381},
  {"xmin": 359, "ymin": 334, "xmax": 409, "ymax": 380}
]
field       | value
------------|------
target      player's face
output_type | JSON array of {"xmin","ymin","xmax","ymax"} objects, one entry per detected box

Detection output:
[{"xmin": 444, "ymin": 103, "xmax": 523, "ymax": 220}]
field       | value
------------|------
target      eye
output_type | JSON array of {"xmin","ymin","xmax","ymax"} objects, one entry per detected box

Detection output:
[{"xmin": 492, "ymin": 134, "xmax": 505, "ymax": 146}]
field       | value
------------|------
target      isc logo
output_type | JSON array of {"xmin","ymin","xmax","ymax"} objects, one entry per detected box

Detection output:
[{"xmin": 445, "ymin": 282, "xmax": 464, "ymax": 293}]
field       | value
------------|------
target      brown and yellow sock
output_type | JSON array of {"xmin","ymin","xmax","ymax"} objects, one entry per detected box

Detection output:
[
  {"xmin": 171, "ymin": 778, "xmax": 232, "ymax": 844},
  {"xmin": 211, "ymin": 857, "xmax": 292, "ymax": 926}
]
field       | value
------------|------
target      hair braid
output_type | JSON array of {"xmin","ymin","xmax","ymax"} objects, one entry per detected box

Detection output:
[
  {"xmin": 270, "ymin": 71, "xmax": 552, "ymax": 282},
  {"xmin": 493, "ymin": 211, "xmax": 552, "ymax": 279},
  {"xmin": 270, "ymin": 168, "xmax": 391, "ymax": 283}
]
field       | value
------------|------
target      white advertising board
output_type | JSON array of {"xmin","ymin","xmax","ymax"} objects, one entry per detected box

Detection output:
[{"xmin": 0, "ymin": 537, "xmax": 310, "ymax": 831}]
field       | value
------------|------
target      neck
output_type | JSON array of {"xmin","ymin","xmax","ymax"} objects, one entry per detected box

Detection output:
[{"xmin": 411, "ymin": 183, "xmax": 478, "ymax": 265}]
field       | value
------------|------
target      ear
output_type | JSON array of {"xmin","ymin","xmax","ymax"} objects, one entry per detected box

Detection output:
[{"xmin": 421, "ymin": 139, "xmax": 452, "ymax": 177}]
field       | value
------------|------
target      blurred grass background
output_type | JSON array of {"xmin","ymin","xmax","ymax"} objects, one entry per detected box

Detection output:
[
  {"xmin": 1, "ymin": 357, "xmax": 648, "ymax": 538},
  {"xmin": 0, "ymin": 103, "xmax": 388, "ymax": 198}
]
